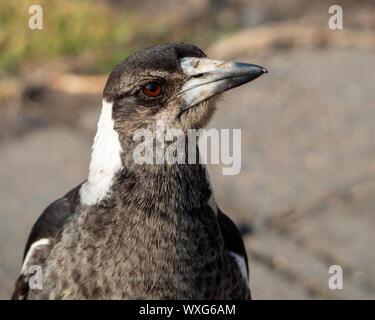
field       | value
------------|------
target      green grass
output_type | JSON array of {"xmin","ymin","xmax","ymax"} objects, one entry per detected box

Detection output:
[
  {"xmin": 0, "ymin": 1, "xmax": 137, "ymax": 74},
  {"xmin": 0, "ymin": 1, "xmax": 240, "ymax": 75}
]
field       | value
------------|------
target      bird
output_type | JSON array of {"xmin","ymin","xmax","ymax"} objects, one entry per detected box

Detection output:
[{"xmin": 12, "ymin": 42, "xmax": 267, "ymax": 300}]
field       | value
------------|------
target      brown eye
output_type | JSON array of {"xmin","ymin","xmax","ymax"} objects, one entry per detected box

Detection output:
[{"xmin": 142, "ymin": 82, "xmax": 162, "ymax": 97}]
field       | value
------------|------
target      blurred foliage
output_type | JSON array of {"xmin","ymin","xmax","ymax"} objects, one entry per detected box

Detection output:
[{"xmin": 0, "ymin": 0, "xmax": 240, "ymax": 75}]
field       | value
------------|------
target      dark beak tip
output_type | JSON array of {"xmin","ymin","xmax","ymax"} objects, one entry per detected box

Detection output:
[{"xmin": 261, "ymin": 67, "xmax": 268, "ymax": 74}]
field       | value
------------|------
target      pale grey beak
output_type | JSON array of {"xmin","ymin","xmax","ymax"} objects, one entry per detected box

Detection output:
[{"xmin": 172, "ymin": 57, "xmax": 267, "ymax": 114}]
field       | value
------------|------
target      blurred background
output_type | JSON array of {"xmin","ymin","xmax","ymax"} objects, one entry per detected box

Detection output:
[{"xmin": 1, "ymin": 0, "xmax": 375, "ymax": 299}]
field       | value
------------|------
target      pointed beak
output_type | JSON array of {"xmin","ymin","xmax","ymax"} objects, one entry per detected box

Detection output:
[{"xmin": 171, "ymin": 57, "xmax": 267, "ymax": 113}]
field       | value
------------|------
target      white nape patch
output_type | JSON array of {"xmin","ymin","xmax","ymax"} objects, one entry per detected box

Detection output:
[
  {"xmin": 80, "ymin": 99, "xmax": 123, "ymax": 206},
  {"xmin": 21, "ymin": 238, "xmax": 50, "ymax": 274},
  {"xmin": 202, "ymin": 164, "xmax": 217, "ymax": 215},
  {"xmin": 230, "ymin": 252, "xmax": 249, "ymax": 285}
]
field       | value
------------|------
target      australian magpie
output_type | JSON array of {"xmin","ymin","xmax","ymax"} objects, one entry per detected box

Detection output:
[{"xmin": 12, "ymin": 42, "xmax": 267, "ymax": 300}]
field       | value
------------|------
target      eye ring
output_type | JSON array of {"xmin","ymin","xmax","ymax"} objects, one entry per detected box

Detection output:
[{"xmin": 142, "ymin": 82, "xmax": 162, "ymax": 97}]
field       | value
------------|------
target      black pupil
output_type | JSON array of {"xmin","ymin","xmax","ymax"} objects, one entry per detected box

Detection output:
[{"xmin": 146, "ymin": 83, "xmax": 158, "ymax": 92}]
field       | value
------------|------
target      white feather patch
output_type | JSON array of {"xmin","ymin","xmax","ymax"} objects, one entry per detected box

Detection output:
[
  {"xmin": 21, "ymin": 238, "xmax": 50, "ymax": 274},
  {"xmin": 80, "ymin": 99, "xmax": 123, "ymax": 205},
  {"xmin": 230, "ymin": 251, "xmax": 249, "ymax": 284}
]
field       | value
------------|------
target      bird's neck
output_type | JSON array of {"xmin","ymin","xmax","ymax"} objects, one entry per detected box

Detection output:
[
  {"xmin": 115, "ymin": 162, "xmax": 213, "ymax": 215},
  {"xmin": 80, "ymin": 99, "xmax": 216, "ymax": 215}
]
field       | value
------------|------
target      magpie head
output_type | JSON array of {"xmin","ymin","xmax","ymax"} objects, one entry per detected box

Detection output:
[{"xmin": 103, "ymin": 42, "xmax": 267, "ymax": 135}]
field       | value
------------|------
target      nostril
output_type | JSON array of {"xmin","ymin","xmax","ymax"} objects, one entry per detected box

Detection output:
[{"xmin": 190, "ymin": 73, "xmax": 207, "ymax": 79}]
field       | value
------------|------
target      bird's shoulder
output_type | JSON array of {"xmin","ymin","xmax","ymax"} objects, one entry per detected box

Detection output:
[
  {"xmin": 11, "ymin": 183, "xmax": 83, "ymax": 300},
  {"xmin": 217, "ymin": 207, "xmax": 249, "ymax": 280},
  {"xmin": 23, "ymin": 182, "xmax": 83, "ymax": 258}
]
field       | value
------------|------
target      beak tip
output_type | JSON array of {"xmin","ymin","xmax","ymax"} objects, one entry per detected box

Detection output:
[{"xmin": 261, "ymin": 67, "xmax": 268, "ymax": 74}]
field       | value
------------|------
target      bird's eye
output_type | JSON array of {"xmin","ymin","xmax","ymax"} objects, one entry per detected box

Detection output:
[{"xmin": 142, "ymin": 82, "xmax": 162, "ymax": 97}]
